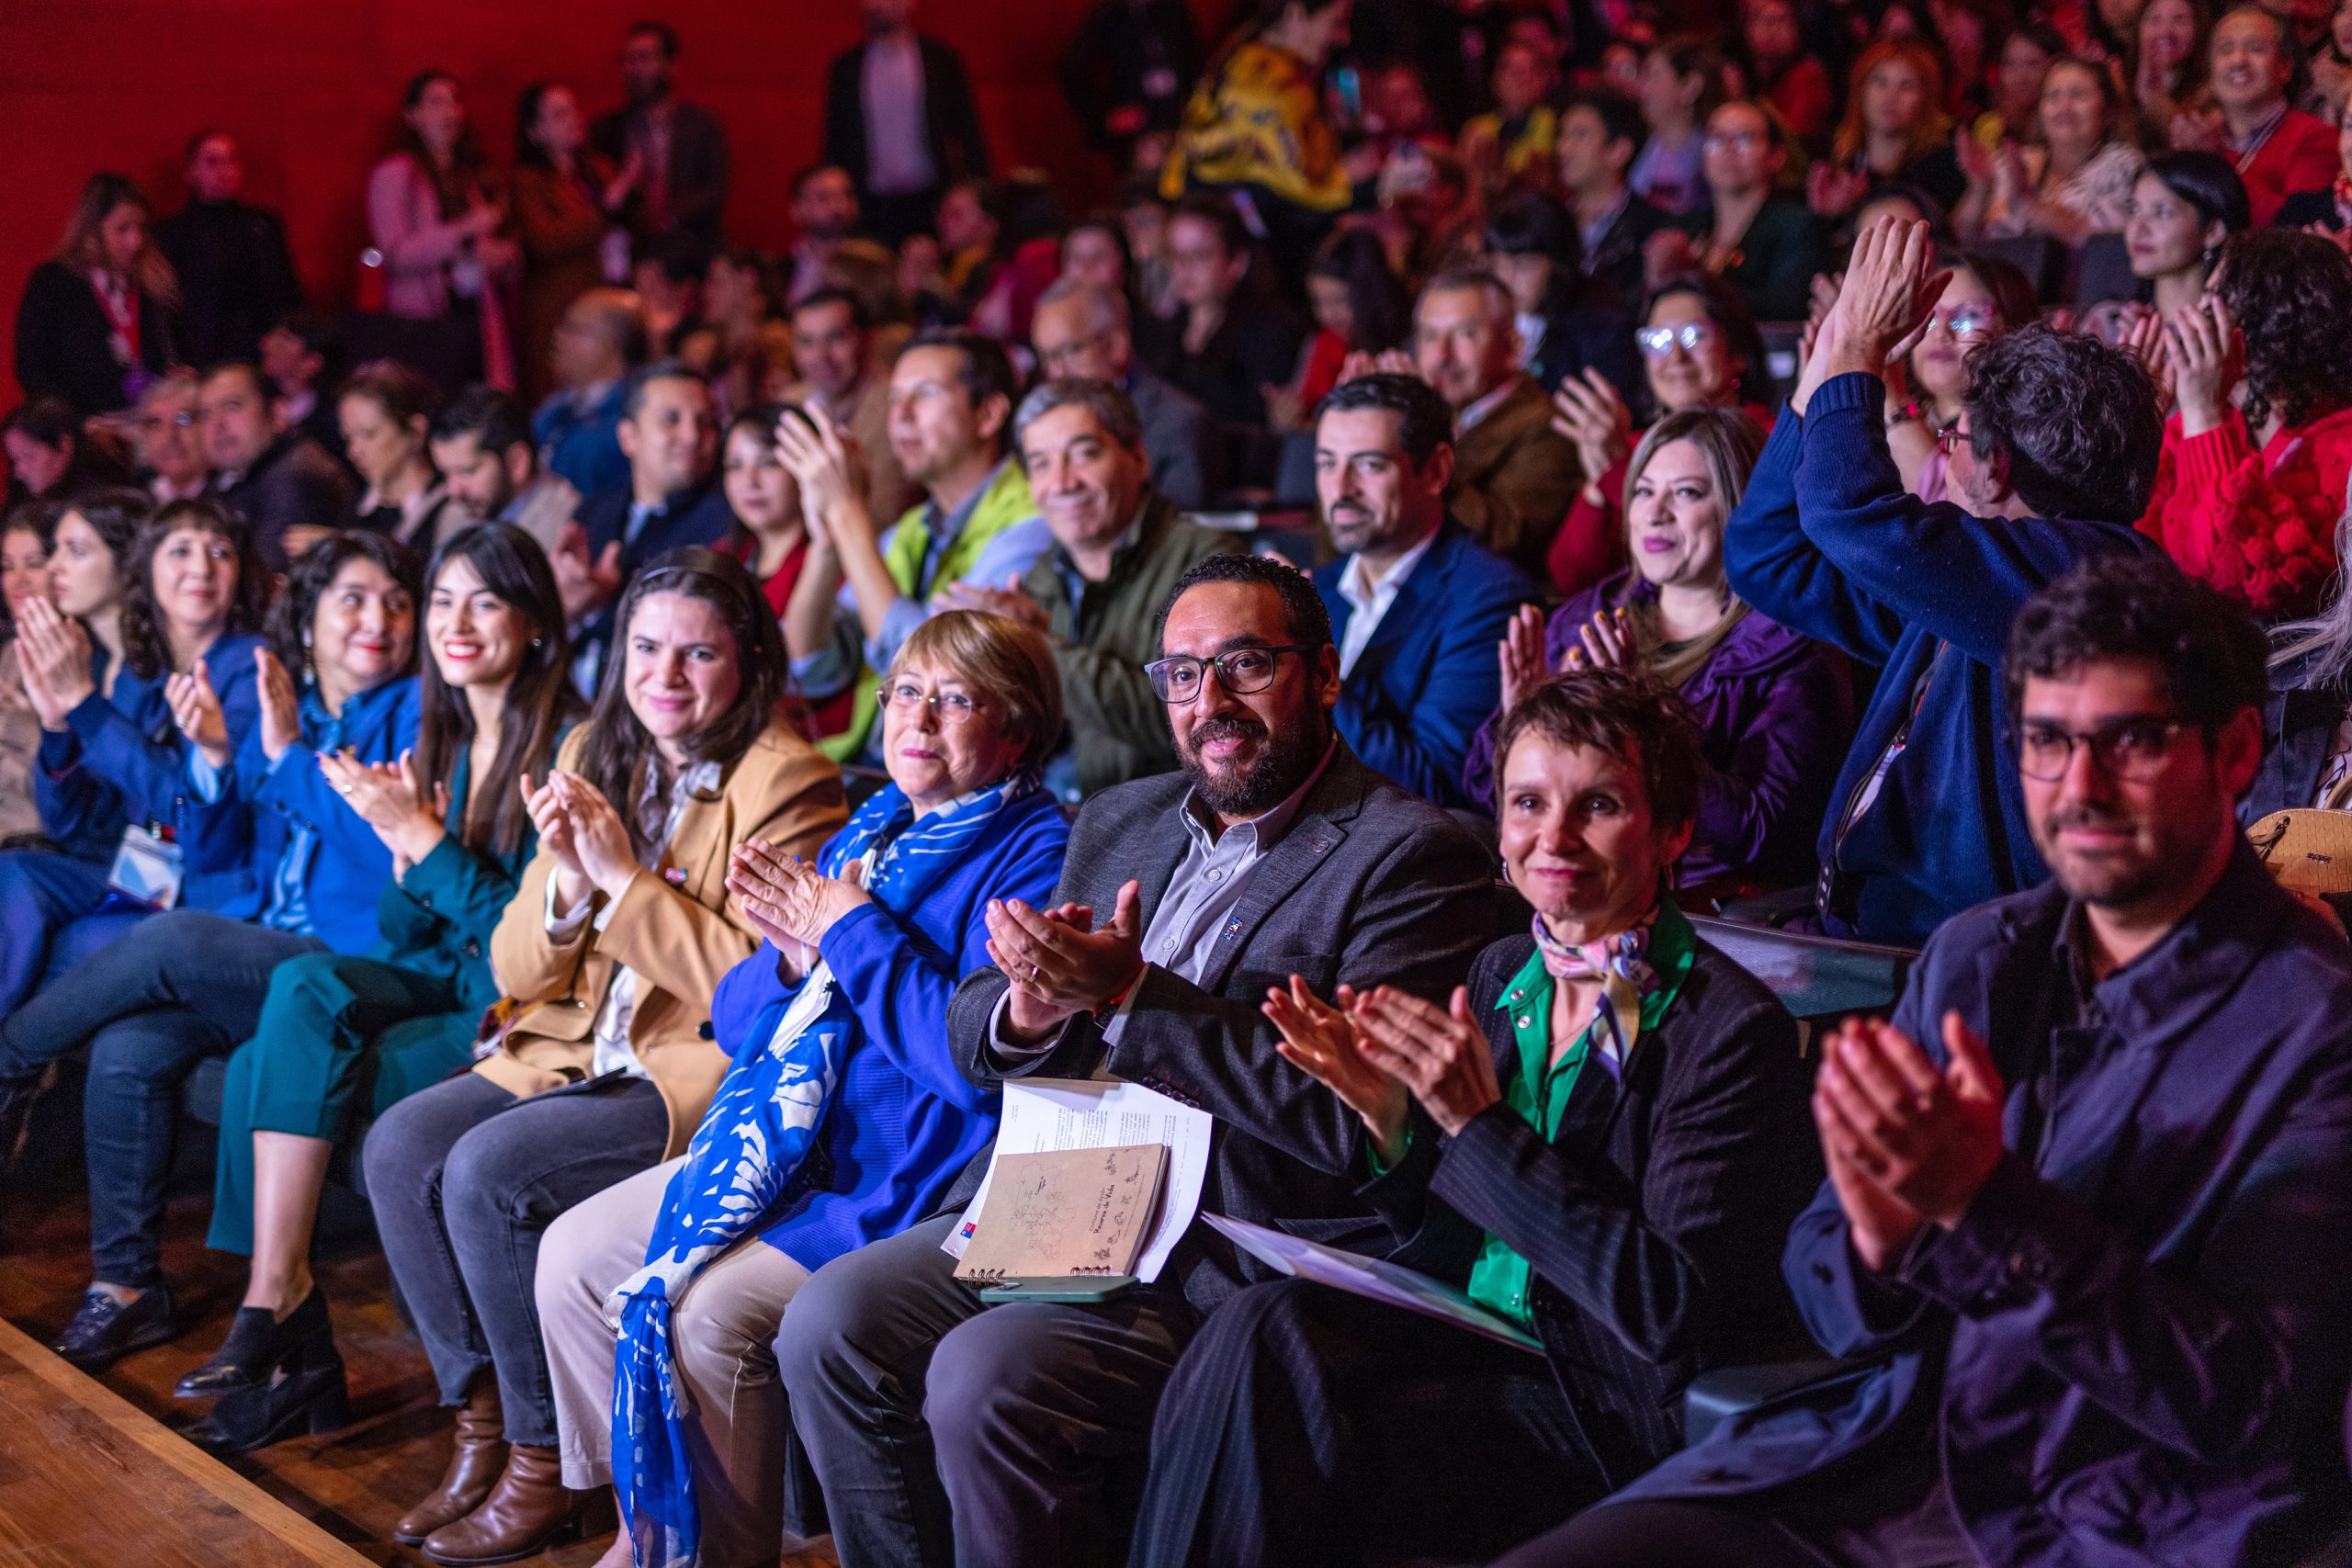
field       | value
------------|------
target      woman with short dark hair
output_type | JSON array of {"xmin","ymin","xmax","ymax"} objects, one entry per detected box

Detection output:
[
  {"xmin": 1133, "ymin": 667, "xmax": 1817, "ymax": 1568},
  {"xmin": 365, "ymin": 547, "xmax": 845, "ymax": 1566},
  {"xmin": 2138, "ymin": 228, "xmax": 2352, "ymax": 616}
]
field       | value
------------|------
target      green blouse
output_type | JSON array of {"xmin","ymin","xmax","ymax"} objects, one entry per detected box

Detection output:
[{"xmin": 1463, "ymin": 901, "xmax": 1696, "ymax": 1327}]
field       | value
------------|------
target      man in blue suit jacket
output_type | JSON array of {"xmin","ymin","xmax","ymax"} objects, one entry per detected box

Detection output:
[
  {"xmin": 565, "ymin": 361, "xmax": 735, "ymax": 693},
  {"xmin": 1308, "ymin": 374, "xmax": 1540, "ymax": 810},
  {"xmin": 1504, "ymin": 557, "xmax": 2352, "ymax": 1568}
]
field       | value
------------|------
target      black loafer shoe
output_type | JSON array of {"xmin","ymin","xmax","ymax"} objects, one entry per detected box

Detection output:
[{"xmin": 51, "ymin": 1283, "xmax": 177, "ymax": 1371}]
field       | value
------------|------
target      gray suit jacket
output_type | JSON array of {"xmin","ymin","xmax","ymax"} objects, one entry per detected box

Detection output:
[
  {"xmin": 945, "ymin": 743, "xmax": 1498, "ymax": 1311},
  {"xmin": 1127, "ymin": 363, "xmax": 1221, "ymax": 510}
]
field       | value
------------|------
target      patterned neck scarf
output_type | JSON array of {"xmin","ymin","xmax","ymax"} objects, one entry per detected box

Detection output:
[
  {"xmin": 1530, "ymin": 908, "xmax": 1658, "ymax": 1077},
  {"xmin": 609, "ymin": 770, "xmax": 1041, "ymax": 1568}
]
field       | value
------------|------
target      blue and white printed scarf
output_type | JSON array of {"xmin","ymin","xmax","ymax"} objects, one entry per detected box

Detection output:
[{"xmin": 609, "ymin": 770, "xmax": 1040, "ymax": 1568}]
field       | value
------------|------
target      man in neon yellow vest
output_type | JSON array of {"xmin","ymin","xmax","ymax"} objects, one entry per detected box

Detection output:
[{"xmin": 781, "ymin": 330, "xmax": 1050, "ymax": 762}]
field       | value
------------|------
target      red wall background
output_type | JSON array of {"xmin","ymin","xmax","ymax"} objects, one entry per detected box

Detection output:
[{"xmin": 1, "ymin": 0, "xmax": 1159, "ymax": 404}]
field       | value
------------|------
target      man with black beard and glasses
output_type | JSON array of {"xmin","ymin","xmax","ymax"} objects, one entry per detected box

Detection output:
[
  {"xmin": 773, "ymin": 551, "xmax": 1498, "ymax": 1568},
  {"xmin": 1507, "ymin": 554, "xmax": 2352, "ymax": 1568}
]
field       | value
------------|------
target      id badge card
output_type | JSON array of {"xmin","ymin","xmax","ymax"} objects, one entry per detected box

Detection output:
[{"xmin": 107, "ymin": 826, "xmax": 185, "ymax": 909}]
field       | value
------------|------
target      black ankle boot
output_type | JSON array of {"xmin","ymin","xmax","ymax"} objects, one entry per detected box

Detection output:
[
  {"xmin": 183, "ymin": 1330, "xmax": 350, "ymax": 1455},
  {"xmin": 175, "ymin": 1286, "xmax": 330, "ymax": 1398}
]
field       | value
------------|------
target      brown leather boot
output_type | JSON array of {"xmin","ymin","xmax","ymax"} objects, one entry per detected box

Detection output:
[
  {"xmin": 419, "ymin": 1443, "xmax": 587, "ymax": 1565},
  {"xmin": 392, "ymin": 1378, "xmax": 508, "ymax": 1545}
]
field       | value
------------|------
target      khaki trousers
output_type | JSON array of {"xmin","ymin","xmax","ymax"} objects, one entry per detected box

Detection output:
[{"xmin": 537, "ymin": 1156, "xmax": 811, "ymax": 1568}]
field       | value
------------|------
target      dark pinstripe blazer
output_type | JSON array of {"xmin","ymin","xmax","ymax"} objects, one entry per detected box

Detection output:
[
  {"xmin": 1374, "ymin": 931, "xmax": 1821, "ymax": 1490},
  {"xmin": 945, "ymin": 744, "xmax": 1498, "ymax": 1314}
]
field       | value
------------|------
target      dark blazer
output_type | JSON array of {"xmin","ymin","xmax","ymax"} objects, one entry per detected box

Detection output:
[
  {"xmin": 1126, "ymin": 361, "xmax": 1222, "ymax": 508},
  {"xmin": 12, "ymin": 259, "xmax": 176, "ymax": 417},
  {"xmin": 576, "ymin": 471, "xmax": 738, "ymax": 575},
  {"xmin": 1314, "ymin": 518, "xmax": 1539, "ymax": 810},
  {"xmin": 211, "ymin": 430, "xmax": 358, "ymax": 573},
  {"xmin": 1672, "ymin": 197, "xmax": 1826, "ymax": 322},
  {"xmin": 2245, "ymin": 649, "xmax": 2346, "ymax": 821},
  {"xmin": 153, "ymin": 198, "xmax": 303, "ymax": 367},
  {"xmin": 823, "ymin": 37, "xmax": 989, "ymax": 199},
  {"xmin": 1367, "ymin": 931, "xmax": 1817, "ymax": 1488},
  {"xmin": 944, "ymin": 744, "xmax": 1498, "ymax": 1313},
  {"xmin": 1623, "ymin": 845, "xmax": 2352, "ymax": 1566},
  {"xmin": 1136, "ymin": 295, "xmax": 1306, "ymax": 431},
  {"xmin": 1583, "ymin": 191, "xmax": 1672, "ymax": 314},
  {"xmin": 590, "ymin": 99, "xmax": 730, "ymax": 248}
]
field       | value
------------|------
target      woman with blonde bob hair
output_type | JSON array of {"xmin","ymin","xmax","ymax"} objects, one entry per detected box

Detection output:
[
  {"xmin": 1471, "ymin": 408, "xmax": 1850, "ymax": 903},
  {"xmin": 536, "ymin": 609, "xmax": 1071, "ymax": 1568}
]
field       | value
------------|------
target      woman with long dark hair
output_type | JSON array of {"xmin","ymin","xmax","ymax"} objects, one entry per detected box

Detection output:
[
  {"xmin": 1269, "ymin": 228, "xmax": 1415, "ymax": 430},
  {"xmin": 0, "ymin": 531, "xmax": 419, "ymax": 1378},
  {"xmin": 2126, "ymin": 151, "xmax": 2248, "ymax": 317},
  {"xmin": 511, "ymin": 81, "xmax": 633, "ymax": 406},
  {"xmin": 174, "ymin": 523, "xmax": 582, "ymax": 1450},
  {"xmin": 339, "ymin": 359, "xmax": 465, "ymax": 555},
  {"xmin": 2140, "ymin": 228, "xmax": 2352, "ymax": 617},
  {"xmin": 0, "ymin": 495, "xmax": 271, "ymax": 1012},
  {"xmin": 12, "ymin": 173, "xmax": 180, "ymax": 415},
  {"xmin": 365, "ymin": 548, "xmax": 844, "ymax": 1565},
  {"xmin": 368, "ymin": 69, "xmax": 519, "ymax": 388},
  {"xmin": 0, "ymin": 502, "xmax": 55, "ymax": 841}
]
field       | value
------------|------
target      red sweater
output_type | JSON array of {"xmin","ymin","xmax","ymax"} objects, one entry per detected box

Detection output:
[
  {"xmin": 2235, "ymin": 108, "xmax": 2337, "ymax": 226},
  {"xmin": 2137, "ymin": 406, "xmax": 2352, "ymax": 617}
]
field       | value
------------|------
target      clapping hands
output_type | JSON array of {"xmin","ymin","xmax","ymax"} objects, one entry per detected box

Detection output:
[
  {"xmin": 1813, "ymin": 1011, "xmax": 2006, "ymax": 1272},
  {"xmin": 13, "ymin": 595, "xmax": 96, "ymax": 730},
  {"xmin": 254, "ymin": 648, "xmax": 302, "ymax": 763},
  {"xmin": 726, "ymin": 838, "xmax": 871, "ymax": 972},
  {"xmin": 320, "ymin": 747, "xmax": 448, "ymax": 869},
  {"xmin": 520, "ymin": 769, "xmax": 639, "ymax": 915},
  {"xmin": 1272, "ymin": 980, "xmax": 1502, "ymax": 1144},
  {"xmin": 985, "ymin": 880, "xmax": 1145, "ymax": 1043}
]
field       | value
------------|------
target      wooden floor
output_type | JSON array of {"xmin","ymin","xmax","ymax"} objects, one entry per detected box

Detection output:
[{"xmin": 0, "ymin": 1098, "xmax": 835, "ymax": 1567}]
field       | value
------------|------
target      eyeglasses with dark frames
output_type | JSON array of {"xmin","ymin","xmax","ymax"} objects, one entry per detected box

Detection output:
[
  {"xmin": 1144, "ymin": 645, "xmax": 1310, "ymax": 703},
  {"xmin": 2014, "ymin": 718, "xmax": 2190, "ymax": 782}
]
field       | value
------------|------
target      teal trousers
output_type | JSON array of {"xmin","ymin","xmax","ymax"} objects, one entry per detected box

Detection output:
[{"xmin": 208, "ymin": 950, "xmax": 475, "ymax": 1256}]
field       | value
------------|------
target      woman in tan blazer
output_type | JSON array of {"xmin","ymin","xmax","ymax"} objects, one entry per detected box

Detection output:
[{"xmin": 364, "ymin": 547, "xmax": 843, "ymax": 1565}]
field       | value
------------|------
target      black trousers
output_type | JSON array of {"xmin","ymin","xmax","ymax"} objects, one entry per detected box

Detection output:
[
  {"xmin": 1127, "ymin": 1278, "xmax": 1598, "ymax": 1568},
  {"xmin": 1496, "ymin": 1499, "xmax": 1834, "ymax": 1567}
]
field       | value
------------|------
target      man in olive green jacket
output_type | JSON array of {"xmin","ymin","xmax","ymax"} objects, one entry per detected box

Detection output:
[{"xmin": 950, "ymin": 378, "xmax": 1242, "ymax": 798}]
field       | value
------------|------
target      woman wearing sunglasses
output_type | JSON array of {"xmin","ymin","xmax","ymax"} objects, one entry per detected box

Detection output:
[
  {"xmin": 1544, "ymin": 272, "xmax": 1771, "ymax": 596},
  {"xmin": 1883, "ymin": 252, "xmax": 2041, "ymax": 502}
]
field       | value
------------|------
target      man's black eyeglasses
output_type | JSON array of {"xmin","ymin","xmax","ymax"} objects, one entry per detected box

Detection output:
[
  {"xmin": 2014, "ymin": 719, "xmax": 2189, "ymax": 783},
  {"xmin": 1144, "ymin": 645, "xmax": 1310, "ymax": 704}
]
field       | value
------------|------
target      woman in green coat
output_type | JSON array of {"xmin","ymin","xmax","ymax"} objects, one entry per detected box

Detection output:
[{"xmin": 181, "ymin": 521, "xmax": 581, "ymax": 1448}]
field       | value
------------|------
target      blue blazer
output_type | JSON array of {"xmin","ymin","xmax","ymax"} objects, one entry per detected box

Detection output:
[
  {"xmin": 532, "ymin": 379, "xmax": 629, "ymax": 499},
  {"xmin": 1621, "ymin": 845, "xmax": 2352, "ymax": 1566},
  {"xmin": 1727, "ymin": 373, "xmax": 2155, "ymax": 945},
  {"xmin": 187, "ymin": 675, "xmax": 422, "ymax": 953},
  {"xmin": 1313, "ymin": 518, "xmax": 1538, "ymax": 810},
  {"xmin": 35, "ymin": 633, "xmax": 265, "ymax": 893},
  {"xmin": 709, "ymin": 784, "xmax": 1069, "ymax": 1271}
]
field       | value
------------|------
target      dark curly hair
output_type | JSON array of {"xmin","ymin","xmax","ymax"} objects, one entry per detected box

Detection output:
[
  {"xmin": 1493, "ymin": 668, "xmax": 1705, "ymax": 836},
  {"xmin": 1962, "ymin": 324, "xmax": 2164, "ymax": 524},
  {"xmin": 266, "ymin": 530, "xmax": 421, "ymax": 681},
  {"xmin": 120, "ymin": 499, "xmax": 272, "ymax": 682},
  {"xmin": 1156, "ymin": 550, "xmax": 1333, "ymax": 653},
  {"xmin": 2005, "ymin": 553, "xmax": 2268, "ymax": 742},
  {"xmin": 2215, "ymin": 229, "xmax": 2352, "ymax": 434}
]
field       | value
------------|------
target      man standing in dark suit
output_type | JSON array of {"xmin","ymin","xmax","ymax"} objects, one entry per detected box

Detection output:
[
  {"xmin": 1507, "ymin": 558, "xmax": 2352, "ymax": 1568},
  {"xmin": 1311, "ymin": 373, "xmax": 1538, "ymax": 809},
  {"xmin": 823, "ymin": 0, "xmax": 990, "ymax": 245},
  {"xmin": 1559, "ymin": 89, "xmax": 1669, "ymax": 311},
  {"xmin": 592, "ymin": 21, "xmax": 730, "ymax": 252},
  {"xmin": 775, "ymin": 552, "xmax": 1497, "ymax": 1568},
  {"xmin": 154, "ymin": 133, "xmax": 302, "ymax": 370},
  {"xmin": 561, "ymin": 361, "xmax": 729, "ymax": 694}
]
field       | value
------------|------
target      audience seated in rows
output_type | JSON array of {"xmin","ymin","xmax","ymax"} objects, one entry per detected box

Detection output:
[{"xmin": 1030, "ymin": 279, "xmax": 1221, "ymax": 508}]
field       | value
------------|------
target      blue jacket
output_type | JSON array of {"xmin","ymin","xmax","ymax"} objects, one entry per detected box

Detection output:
[
  {"xmin": 35, "ymin": 633, "xmax": 265, "ymax": 893},
  {"xmin": 1313, "ymin": 518, "xmax": 1539, "ymax": 810},
  {"xmin": 187, "ymin": 675, "xmax": 422, "ymax": 953},
  {"xmin": 533, "ymin": 379, "xmax": 629, "ymax": 498},
  {"xmin": 1621, "ymin": 844, "xmax": 2352, "ymax": 1566},
  {"xmin": 1728, "ymin": 373, "xmax": 2156, "ymax": 945},
  {"xmin": 712, "ymin": 784, "xmax": 1069, "ymax": 1270}
]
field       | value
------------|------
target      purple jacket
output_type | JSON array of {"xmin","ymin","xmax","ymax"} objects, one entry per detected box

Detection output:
[{"xmin": 1461, "ymin": 568, "xmax": 1849, "ymax": 889}]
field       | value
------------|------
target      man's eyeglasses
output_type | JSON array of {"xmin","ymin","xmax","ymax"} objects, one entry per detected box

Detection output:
[
  {"xmin": 1927, "ymin": 303, "xmax": 1994, "ymax": 339},
  {"xmin": 2015, "ymin": 719, "xmax": 2189, "ymax": 782},
  {"xmin": 140, "ymin": 410, "xmax": 197, "ymax": 432},
  {"xmin": 1635, "ymin": 321, "xmax": 1720, "ymax": 359},
  {"xmin": 1145, "ymin": 645, "xmax": 1308, "ymax": 703},
  {"xmin": 884, "ymin": 682, "xmax": 981, "ymax": 724},
  {"xmin": 1935, "ymin": 423, "xmax": 1965, "ymax": 457}
]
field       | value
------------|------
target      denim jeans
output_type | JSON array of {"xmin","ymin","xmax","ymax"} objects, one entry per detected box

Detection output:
[
  {"xmin": 360, "ymin": 1069, "xmax": 669, "ymax": 1446},
  {"xmin": 0, "ymin": 848, "xmax": 127, "ymax": 1020},
  {"xmin": 25, "ymin": 909, "xmax": 328, "ymax": 1287}
]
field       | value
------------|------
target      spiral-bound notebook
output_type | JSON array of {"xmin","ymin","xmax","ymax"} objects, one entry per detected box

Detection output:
[{"xmin": 951, "ymin": 1145, "xmax": 1170, "ymax": 1284}]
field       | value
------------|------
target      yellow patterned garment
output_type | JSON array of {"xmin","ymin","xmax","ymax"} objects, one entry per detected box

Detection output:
[{"xmin": 1159, "ymin": 40, "xmax": 1352, "ymax": 214}]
